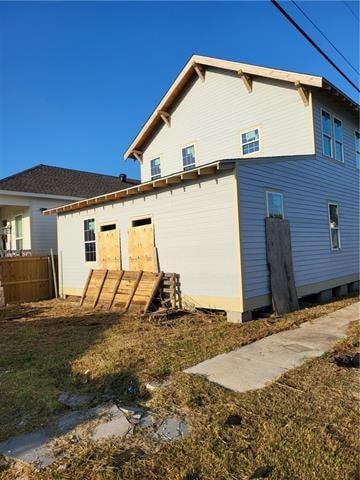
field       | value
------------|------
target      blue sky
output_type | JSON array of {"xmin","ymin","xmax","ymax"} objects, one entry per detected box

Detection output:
[{"xmin": 0, "ymin": 1, "xmax": 358, "ymax": 180}]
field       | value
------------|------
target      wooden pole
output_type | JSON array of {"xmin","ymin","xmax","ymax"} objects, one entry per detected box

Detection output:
[
  {"xmin": 50, "ymin": 248, "xmax": 58, "ymax": 298},
  {"xmin": 80, "ymin": 269, "xmax": 93, "ymax": 306},
  {"xmin": 93, "ymin": 270, "xmax": 108, "ymax": 308}
]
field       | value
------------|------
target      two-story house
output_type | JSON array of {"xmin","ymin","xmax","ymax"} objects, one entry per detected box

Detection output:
[{"xmin": 45, "ymin": 55, "xmax": 359, "ymax": 321}]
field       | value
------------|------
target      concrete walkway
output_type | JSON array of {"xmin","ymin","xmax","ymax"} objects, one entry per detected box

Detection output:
[{"xmin": 185, "ymin": 302, "xmax": 359, "ymax": 393}]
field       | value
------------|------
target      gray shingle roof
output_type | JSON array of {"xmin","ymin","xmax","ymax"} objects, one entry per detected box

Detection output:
[{"xmin": 0, "ymin": 164, "xmax": 138, "ymax": 198}]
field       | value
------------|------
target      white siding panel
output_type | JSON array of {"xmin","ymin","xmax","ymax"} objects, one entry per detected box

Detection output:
[
  {"xmin": 141, "ymin": 69, "xmax": 314, "ymax": 181},
  {"xmin": 58, "ymin": 172, "xmax": 242, "ymax": 309}
]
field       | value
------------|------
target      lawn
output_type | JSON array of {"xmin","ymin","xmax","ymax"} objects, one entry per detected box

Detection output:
[{"xmin": 0, "ymin": 295, "xmax": 358, "ymax": 479}]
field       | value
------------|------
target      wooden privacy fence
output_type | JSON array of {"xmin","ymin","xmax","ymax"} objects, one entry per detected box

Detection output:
[{"xmin": 0, "ymin": 256, "xmax": 53, "ymax": 304}]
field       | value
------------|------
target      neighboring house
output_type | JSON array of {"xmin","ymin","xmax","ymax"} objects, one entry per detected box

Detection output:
[
  {"xmin": 46, "ymin": 55, "xmax": 359, "ymax": 321},
  {"xmin": 0, "ymin": 164, "xmax": 137, "ymax": 256}
]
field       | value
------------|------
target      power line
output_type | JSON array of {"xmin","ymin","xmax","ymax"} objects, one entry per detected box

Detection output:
[
  {"xmin": 292, "ymin": 0, "xmax": 359, "ymax": 76},
  {"xmin": 343, "ymin": 1, "xmax": 360, "ymax": 22},
  {"xmin": 270, "ymin": 0, "xmax": 360, "ymax": 93}
]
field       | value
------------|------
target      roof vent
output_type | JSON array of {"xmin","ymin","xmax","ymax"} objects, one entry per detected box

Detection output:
[{"xmin": 119, "ymin": 173, "xmax": 127, "ymax": 182}]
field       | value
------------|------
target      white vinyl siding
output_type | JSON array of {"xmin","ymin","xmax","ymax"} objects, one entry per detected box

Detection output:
[
  {"xmin": 57, "ymin": 172, "xmax": 242, "ymax": 310},
  {"xmin": 140, "ymin": 69, "xmax": 314, "ymax": 181},
  {"xmin": 328, "ymin": 203, "xmax": 341, "ymax": 250}
]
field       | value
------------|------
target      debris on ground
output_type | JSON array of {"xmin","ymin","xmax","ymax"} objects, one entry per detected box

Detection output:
[
  {"xmin": 155, "ymin": 417, "xmax": 189, "ymax": 442},
  {"xmin": 145, "ymin": 378, "xmax": 169, "ymax": 391},
  {"xmin": 57, "ymin": 392, "xmax": 94, "ymax": 408},
  {"xmin": 92, "ymin": 414, "xmax": 132, "ymax": 440},
  {"xmin": 333, "ymin": 352, "xmax": 360, "ymax": 369},
  {"xmin": 0, "ymin": 430, "xmax": 55, "ymax": 470}
]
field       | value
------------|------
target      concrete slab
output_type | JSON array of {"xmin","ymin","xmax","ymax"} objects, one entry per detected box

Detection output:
[
  {"xmin": 185, "ymin": 302, "xmax": 359, "ymax": 393},
  {"xmin": 155, "ymin": 418, "xmax": 189, "ymax": 441},
  {"xmin": 0, "ymin": 431, "xmax": 55, "ymax": 469},
  {"xmin": 92, "ymin": 413, "xmax": 132, "ymax": 440}
]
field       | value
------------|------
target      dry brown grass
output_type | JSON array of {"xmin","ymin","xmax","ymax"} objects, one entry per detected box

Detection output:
[{"xmin": 0, "ymin": 296, "xmax": 359, "ymax": 479}]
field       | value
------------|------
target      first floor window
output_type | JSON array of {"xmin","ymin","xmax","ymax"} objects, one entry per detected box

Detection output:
[
  {"xmin": 321, "ymin": 110, "xmax": 332, "ymax": 157},
  {"xmin": 328, "ymin": 203, "xmax": 341, "ymax": 250},
  {"xmin": 241, "ymin": 128, "xmax": 260, "ymax": 155},
  {"xmin": 266, "ymin": 191, "xmax": 284, "ymax": 219},
  {"xmin": 333, "ymin": 117, "xmax": 343, "ymax": 162},
  {"xmin": 355, "ymin": 131, "xmax": 360, "ymax": 169},
  {"xmin": 15, "ymin": 214, "xmax": 23, "ymax": 250},
  {"xmin": 182, "ymin": 145, "xmax": 196, "ymax": 170},
  {"xmin": 84, "ymin": 218, "xmax": 96, "ymax": 261},
  {"xmin": 150, "ymin": 157, "xmax": 161, "ymax": 180}
]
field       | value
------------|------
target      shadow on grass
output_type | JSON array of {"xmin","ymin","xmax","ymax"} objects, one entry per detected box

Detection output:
[{"xmin": 0, "ymin": 305, "xmax": 148, "ymax": 442}]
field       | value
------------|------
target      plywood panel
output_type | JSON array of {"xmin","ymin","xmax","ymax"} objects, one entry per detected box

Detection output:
[
  {"xmin": 128, "ymin": 225, "xmax": 156, "ymax": 272},
  {"xmin": 98, "ymin": 228, "xmax": 121, "ymax": 270}
]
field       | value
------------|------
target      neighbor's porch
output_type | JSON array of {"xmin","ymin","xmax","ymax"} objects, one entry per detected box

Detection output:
[{"xmin": 0, "ymin": 200, "xmax": 32, "ymax": 257}]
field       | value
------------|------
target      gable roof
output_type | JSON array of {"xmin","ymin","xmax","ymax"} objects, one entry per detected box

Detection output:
[
  {"xmin": 124, "ymin": 54, "xmax": 359, "ymax": 160},
  {"xmin": 0, "ymin": 164, "xmax": 138, "ymax": 199}
]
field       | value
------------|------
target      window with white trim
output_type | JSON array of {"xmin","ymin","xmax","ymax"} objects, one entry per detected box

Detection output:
[
  {"xmin": 241, "ymin": 128, "xmax": 260, "ymax": 155},
  {"xmin": 150, "ymin": 157, "xmax": 161, "ymax": 180},
  {"xmin": 333, "ymin": 117, "xmax": 343, "ymax": 162},
  {"xmin": 321, "ymin": 110, "xmax": 332, "ymax": 157},
  {"xmin": 355, "ymin": 131, "xmax": 360, "ymax": 169},
  {"xmin": 84, "ymin": 218, "xmax": 96, "ymax": 262},
  {"xmin": 15, "ymin": 214, "xmax": 23, "ymax": 250},
  {"xmin": 266, "ymin": 191, "xmax": 284, "ymax": 219},
  {"xmin": 328, "ymin": 203, "xmax": 341, "ymax": 250},
  {"xmin": 182, "ymin": 145, "xmax": 196, "ymax": 170}
]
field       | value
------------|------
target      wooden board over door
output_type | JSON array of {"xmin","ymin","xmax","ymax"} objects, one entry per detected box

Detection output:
[
  {"xmin": 98, "ymin": 228, "xmax": 121, "ymax": 270},
  {"xmin": 128, "ymin": 224, "xmax": 157, "ymax": 272}
]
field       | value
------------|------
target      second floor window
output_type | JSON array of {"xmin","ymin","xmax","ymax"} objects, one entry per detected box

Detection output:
[
  {"xmin": 241, "ymin": 128, "xmax": 260, "ymax": 155},
  {"xmin": 182, "ymin": 145, "xmax": 196, "ymax": 170},
  {"xmin": 150, "ymin": 157, "xmax": 161, "ymax": 180},
  {"xmin": 355, "ymin": 131, "xmax": 360, "ymax": 169},
  {"xmin": 84, "ymin": 218, "xmax": 96, "ymax": 262},
  {"xmin": 321, "ymin": 110, "xmax": 332, "ymax": 157},
  {"xmin": 333, "ymin": 117, "xmax": 343, "ymax": 162}
]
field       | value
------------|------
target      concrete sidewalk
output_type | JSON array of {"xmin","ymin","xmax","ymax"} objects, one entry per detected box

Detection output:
[{"xmin": 185, "ymin": 302, "xmax": 359, "ymax": 393}]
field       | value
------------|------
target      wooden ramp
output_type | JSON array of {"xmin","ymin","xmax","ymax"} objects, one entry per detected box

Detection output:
[{"xmin": 80, "ymin": 269, "xmax": 164, "ymax": 314}]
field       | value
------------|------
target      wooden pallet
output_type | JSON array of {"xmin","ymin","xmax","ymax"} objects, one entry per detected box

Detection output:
[{"xmin": 80, "ymin": 269, "xmax": 164, "ymax": 314}]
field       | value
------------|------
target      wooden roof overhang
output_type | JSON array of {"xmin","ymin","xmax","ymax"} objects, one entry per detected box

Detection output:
[
  {"xmin": 124, "ymin": 55, "xmax": 359, "ymax": 161},
  {"xmin": 43, "ymin": 160, "xmax": 235, "ymax": 216}
]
